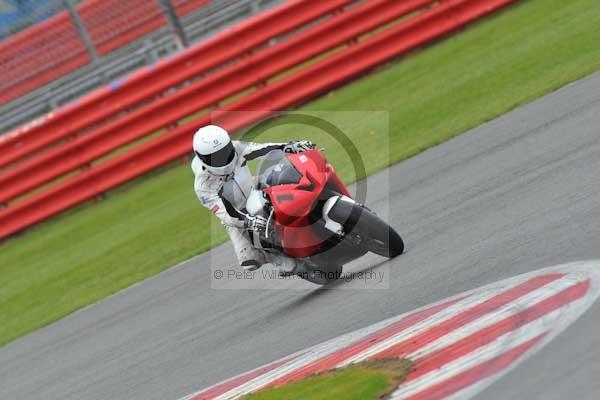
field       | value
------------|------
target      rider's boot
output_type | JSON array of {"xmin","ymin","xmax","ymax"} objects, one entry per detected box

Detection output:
[
  {"xmin": 240, "ymin": 248, "xmax": 266, "ymax": 272},
  {"xmin": 241, "ymin": 259, "xmax": 262, "ymax": 271}
]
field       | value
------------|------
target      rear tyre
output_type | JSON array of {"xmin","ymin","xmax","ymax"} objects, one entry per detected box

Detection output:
[{"xmin": 329, "ymin": 200, "xmax": 404, "ymax": 258}]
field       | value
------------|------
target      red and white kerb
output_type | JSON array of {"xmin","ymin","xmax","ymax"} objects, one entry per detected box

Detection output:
[{"xmin": 182, "ymin": 261, "xmax": 600, "ymax": 400}]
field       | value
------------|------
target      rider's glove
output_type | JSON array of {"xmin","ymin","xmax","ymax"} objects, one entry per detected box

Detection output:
[
  {"xmin": 244, "ymin": 214, "xmax": 268, "ymax": 235},
  {"xmin": 283, "ymin": 140, "xmax": 315, "ymax": 153}
]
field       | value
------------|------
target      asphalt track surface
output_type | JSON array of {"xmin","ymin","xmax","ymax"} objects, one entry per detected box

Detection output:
[{"xmin": 2, "ymin": 71, "xmax": 600, "ymax": 400}]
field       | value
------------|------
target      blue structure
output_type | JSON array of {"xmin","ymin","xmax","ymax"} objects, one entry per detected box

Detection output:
[{"xmin": 0, "ymin": 0, "xmax": 68, "ymax": 40}]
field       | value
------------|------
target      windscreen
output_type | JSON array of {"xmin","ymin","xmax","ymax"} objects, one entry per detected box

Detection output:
[{"xmin": 255, "ymin": 150, "xmax": 302, "ymax": 189}]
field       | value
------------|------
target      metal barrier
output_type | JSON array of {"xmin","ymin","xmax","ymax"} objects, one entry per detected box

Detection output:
[{"xmin": 0, "ymin": 0, "xmax": 515, "ymax": 240}]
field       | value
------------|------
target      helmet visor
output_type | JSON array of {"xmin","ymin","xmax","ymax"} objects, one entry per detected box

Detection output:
[{"xmin": 197, "ymin": 141, "xmax": 235, "ymax": 168}]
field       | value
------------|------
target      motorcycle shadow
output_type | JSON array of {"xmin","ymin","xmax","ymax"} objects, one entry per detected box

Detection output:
[
  {"xmin": 232, "ymin": 256, "xmax": 398, "ymax": 336},
  {"xmin": 277, "ymin": 256, "xmax": 394, "ymax": 310}
]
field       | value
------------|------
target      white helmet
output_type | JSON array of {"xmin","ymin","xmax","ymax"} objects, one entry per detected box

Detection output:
[{"xmin": 192, "ymin": 125, "xmax": 238, "ymax": 176}]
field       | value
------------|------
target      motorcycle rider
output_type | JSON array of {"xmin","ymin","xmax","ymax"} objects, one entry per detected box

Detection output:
[{"xmin": 191, "ymin": 125, "xmax": 315, "ymax": 272}]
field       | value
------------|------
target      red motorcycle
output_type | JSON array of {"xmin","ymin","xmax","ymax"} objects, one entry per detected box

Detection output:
[{"xmin": 245, "ymin": 149, "xmax": 403, "ymax": 285}]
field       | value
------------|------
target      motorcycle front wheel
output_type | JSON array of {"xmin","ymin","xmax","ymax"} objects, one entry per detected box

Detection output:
[{"xmin": 329, "ymin": 200, "xmax": 404, "ymax": 258}]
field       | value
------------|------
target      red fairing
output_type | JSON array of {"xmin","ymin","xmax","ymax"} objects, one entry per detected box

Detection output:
[{"xmin": 264, "ymin": 150, "xmax": 352, "ymax": 258}]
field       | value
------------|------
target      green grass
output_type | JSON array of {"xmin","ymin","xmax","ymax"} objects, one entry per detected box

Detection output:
[
  {"xmin": 1, "ymin": 0, "xmax": 599, "ymax": 347},
  {"xmin": 242, "ymin": 359, "xmax": 412, "ymax": 400}
]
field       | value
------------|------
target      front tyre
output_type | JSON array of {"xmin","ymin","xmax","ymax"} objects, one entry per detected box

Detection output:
[{"xmin": 329, "ymin": 200, "xmax": 404, "ymax": 258}]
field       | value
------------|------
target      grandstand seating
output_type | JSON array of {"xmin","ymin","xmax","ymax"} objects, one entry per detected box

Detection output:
[
  {"xmin": 0, "ymin": 10, "xmax": 89, "ymax": 106},
  {"xmin": 0, "ymin": 0, "xmax": 277, "ymax": 134},
  {"xmin": 78, "ymin": 0, "xmax": 165, "ymax": 56},
  {"xmin": 0, "ymin": 0, "xmax": 212, "ymax": 106},
  {"xmin": 0, "ymin": 0, "xmax": 67, "ymax": 39},
  {"xmin": 173, "ymin": 0, "xmax": 212, "ymax": 17}
]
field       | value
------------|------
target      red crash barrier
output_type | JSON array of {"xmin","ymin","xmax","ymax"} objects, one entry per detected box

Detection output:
[
  {"xmin": 0, "ymin": 0, "xmax": 353, "ymax": 170},
  {"xmin": 0, "ymin": 0, "xmax": 436, "ymax": 204},
  {"xmin": 0, "ymin": 0, "xmax": 515, "ymax": 240}
]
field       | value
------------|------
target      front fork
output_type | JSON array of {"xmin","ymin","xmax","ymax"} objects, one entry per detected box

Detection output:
[{"xmin": 321, "ymin": 194, "xmax": 356, "ymax": 236}]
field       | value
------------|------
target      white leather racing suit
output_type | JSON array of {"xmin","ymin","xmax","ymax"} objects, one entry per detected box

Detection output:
[{"xmin": 192, "ymin": 140, "xmax": 293, "ymax": 268}]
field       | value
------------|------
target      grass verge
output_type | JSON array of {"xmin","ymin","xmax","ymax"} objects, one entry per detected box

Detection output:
[
  {"xmin": 1, "ymin": 0, "xmax": 599, "ymax": 347},
  {"xmin": 242, "ymin": 359, "xmax": 412, "ymax": 400}
]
